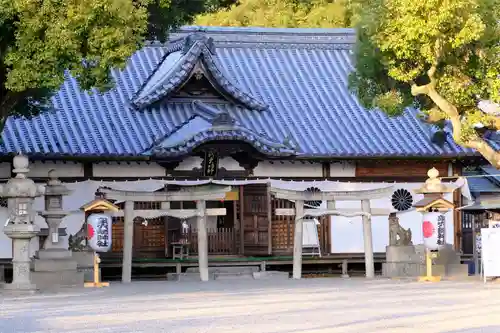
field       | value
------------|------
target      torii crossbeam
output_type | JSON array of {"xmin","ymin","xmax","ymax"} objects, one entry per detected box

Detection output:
[
  {"xmin": 100, "ymin": 185, "xmax": 232, "ymax": 282},
  {"xmin": 271, "ymin": 186, "xmax": 394, "ymax": 279}
]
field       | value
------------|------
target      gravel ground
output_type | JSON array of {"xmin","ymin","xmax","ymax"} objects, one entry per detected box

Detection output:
[{"xmin": 1, "ymin": 278, "xmax": 500, "ymax": 333}]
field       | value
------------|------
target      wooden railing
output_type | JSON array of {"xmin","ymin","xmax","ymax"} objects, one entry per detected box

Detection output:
[{"xmin": 174, "ymin": 227, "xmax": 236, "ymax": 255}]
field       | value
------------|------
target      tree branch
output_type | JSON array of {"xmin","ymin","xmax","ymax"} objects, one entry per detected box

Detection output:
[
  {"xmin": 0, "ymin": 91, "xmax": 18, "ymax": 133},
  {"xmin": 411, "ymin": 66, "xmax": 500, "ymax": 168}
]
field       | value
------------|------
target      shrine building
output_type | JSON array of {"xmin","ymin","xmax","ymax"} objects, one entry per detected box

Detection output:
[{"xmin": 0, "ymin": 27, "xmax": 495, "ymax": 272}]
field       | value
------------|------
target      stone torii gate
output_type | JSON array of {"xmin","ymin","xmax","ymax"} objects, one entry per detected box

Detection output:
[
  {"xmin": 99, "ymin": 185, "xmax": 231, "ymax": 282},
  {"xmin": 271, "ymin": 185, "xmax": 394, "ymax": 279}
]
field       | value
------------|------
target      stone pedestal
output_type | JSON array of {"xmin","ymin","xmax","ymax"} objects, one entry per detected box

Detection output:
[
  {"xmin": 434, "ymin": 244, "xmax": 469, "ymax": 277},
  {"xmin": 383, "ymin": 244, "xmax": 469, "ymax": 278},
  {"xmin": 383, "ymin": 245, "xmax": 425, "ymax": 277},
  {"xmin": 32, "ymin": 248, "xmax": 84, "ymax": 289},
  {"xmin": 72, "ymin": 251, "xmax": 99, "ymax": 282},
  {"xmin": 3, "ymin": 225, "xmax": 39, "ymax": 293}
]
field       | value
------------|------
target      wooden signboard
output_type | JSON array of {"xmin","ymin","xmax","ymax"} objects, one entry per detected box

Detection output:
[{"xmin": 203, "ymin": 151, "xmax": 219, "ymax": 177}]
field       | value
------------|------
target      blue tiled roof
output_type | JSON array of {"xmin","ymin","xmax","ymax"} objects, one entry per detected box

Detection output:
[
  {"xmin": 145, "ymin": 101, "xmax": 294, "ymax": 157},
  {"xmin": 465, "ymin": 167, "xmax": 500, "ymax": 194},
  {"xmin": 0, "ymin": 26, "xmax": 481, "ymax": 158},
  {"xmin": 132, "ymin": 34, "xmax": 268, "ymax": 111}
]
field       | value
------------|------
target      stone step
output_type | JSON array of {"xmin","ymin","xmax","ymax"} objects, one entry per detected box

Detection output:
[
  {"xmin": 33, "ymin": 259, "xmax": 77, "ymax": 272},
  {"xmin": 167, "ymin": 272, "xmax": 215, "ymax": 281},
  {"xmin": 167, "ymin": 270, "xmax": 288, "ymax": 281},
  {"xmin": 186, "ymin": 266, "xmax": 259, "ymax": 274},
  {"xmin": 31, "ymin": 270, "xmax": 84, "ymax": 290},
  {"xmin": 252, "ymin": 271, "xmax": 289, "ymax": 280},
  {"xmin": 37, "ymin": 249, "xmax": 73, "ymax": 260},
  {"xmin": 382, "ymin": 262, "xmax": 425, "ymax": 278},
  {"xmin": 214, "ymin": 271, "xmax": 254, "ymax": 280}
]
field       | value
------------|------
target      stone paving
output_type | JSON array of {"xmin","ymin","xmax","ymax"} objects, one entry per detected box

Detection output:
[{"xmin": 1, "ymin": 278, "xmax": 500, "ymax": 333}]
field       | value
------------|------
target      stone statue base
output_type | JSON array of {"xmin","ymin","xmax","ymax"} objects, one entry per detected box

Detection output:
[
  {"xmin": 1, "ymin": 282, "xmax": 37, "ymax": 294},
  {"xmin": 31, "ymin": 248, "xmax": 84, "ymax": 290},
  {"xmin": 72, "ymin": 251, "xmax": 101, "ymax": 282},
  {"xmin": 382, "ymin": 245, "xmax": 425, "ymax": 277},
  {"xmin": 433, "ymin": 244, "xmax": 469, "ymax": 277},
  {"xmin": 383, "ymin": 244, "xmax": 469, "ymax": 278}
]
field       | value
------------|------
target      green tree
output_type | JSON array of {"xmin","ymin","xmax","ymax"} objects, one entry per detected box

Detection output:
[
  {"xmin": 195, "ymin": 0, "xmax": 350, "ymax": 28},
  {"xmin": 0, "ymin": 0, "xmax": 230, "ymax": 129},
  {"xmin": 348, "ymin": 0, "xmax": 500, "ymax": 167}
]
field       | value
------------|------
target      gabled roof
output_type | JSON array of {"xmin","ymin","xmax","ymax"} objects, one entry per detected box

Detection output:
[
  {"xmin": 0, "ymin": 26, "xmax": 486, "ymax": 159},
  {"xmin": 131, "ymin": 34, "xmax": 267, "ymax": 111},
  {"xmin": 145, "ymin": 101, "xmax": 294, "ymax": 157}
]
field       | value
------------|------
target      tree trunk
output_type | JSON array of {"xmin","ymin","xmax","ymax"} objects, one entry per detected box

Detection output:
[{"xmin": 411, "ymin": 67, "xmax": 500, "ymax": 168}]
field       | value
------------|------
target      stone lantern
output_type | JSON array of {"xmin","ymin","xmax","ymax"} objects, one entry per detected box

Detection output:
[
  {"xmin": 1, "ymin": 154, "xmax": 44, "ymax": 292},
  {"xmin": 32, "ymin": 169, "xmax": 83, "ymax": 289},
  {"xmin": 40, "ymin": 169, "xmax": 72, "ymax": 252},
  {"xmin": 414, "ymin": 167, "xmax": 455, "ymax": 282}
]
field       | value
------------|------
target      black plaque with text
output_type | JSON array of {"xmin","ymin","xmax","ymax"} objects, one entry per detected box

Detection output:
[{"xmin": 203, "ymin": 151, "xmax": 219, "ymax": 177}]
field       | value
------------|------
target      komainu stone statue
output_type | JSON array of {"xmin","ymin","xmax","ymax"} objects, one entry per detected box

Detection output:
[
  {"xmin": 68, "ymin": 224, "xmax": 90, "ymax": 251},
  {"xmin": 389, "ymin": 213, "xmax": 412, "ymax": 246}
]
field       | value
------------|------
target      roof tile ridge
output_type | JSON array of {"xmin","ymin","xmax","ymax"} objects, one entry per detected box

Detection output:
[
  {"xmin": 130, "ymin": 41, "xmax": 184, "ymax": 109},
  {"xmin": 131, "ymin": 41, "xmax": 203, "ymax": 109}
]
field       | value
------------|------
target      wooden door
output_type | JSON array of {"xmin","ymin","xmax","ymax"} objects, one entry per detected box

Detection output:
[
  {"xmin": 133, "ymin": 218, "xmax": 165, "ymax": 259},
  {"xmin": 240, "ymin": 184, "xmax": 271, "ymax": 256}
]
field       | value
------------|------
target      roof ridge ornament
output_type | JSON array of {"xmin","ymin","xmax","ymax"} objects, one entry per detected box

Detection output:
[
  {"xmin": 182, "ymin": 33, "xmax": 216, "ymax": 55},
  {"xmin": 211, "ymin": 112, "xmax": 235, "ymax": 127}
]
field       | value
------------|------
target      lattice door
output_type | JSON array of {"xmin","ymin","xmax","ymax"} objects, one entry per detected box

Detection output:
[{"xmin": 241, "ymin": 184, "xmax": 271, "ymax": 255}]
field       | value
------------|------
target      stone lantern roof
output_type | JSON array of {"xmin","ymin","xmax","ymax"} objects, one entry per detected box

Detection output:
[
  {"xmin": 415, "ymin": 167, "xmax": 454, "ymax": 194},
  {"xmin": 45, "ymin": 169, "xmax": 71, "ymax": 196},
  {"xmin": 0, "ymin": 154, "xmax": 44, "ymax": 198}
]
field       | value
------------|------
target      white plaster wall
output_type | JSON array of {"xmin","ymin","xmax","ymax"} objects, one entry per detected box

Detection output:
[
  {"xmin": 254, "ymin": 161, "xmax": 323, "ymax": 177},
  {"xmin": 330, "ymin": 182, "xmax": 455, "ymax": 254},
  {"xmin": 219, "ymin": 157, "xmax": 245, "ymax": 171},
  {"xmin": 93, "ymin": 162, "xmax": 165, "ymax": 177},
  {"xmin": 330, "ymin": 162, "xmax": 356, "ymax": 177},
  {"xmin": 28, "ymin": 161, "xmax": 84, "ymax": 178},
  {"xmin": 175, "ymin": 157, "xmax": 202, "ymax": 171},
  {"xmin": 253, "ymin": 161, "xmax": 355, "ymax": 178}
]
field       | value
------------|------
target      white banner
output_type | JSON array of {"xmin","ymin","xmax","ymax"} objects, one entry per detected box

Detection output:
[{"xmin": 87, "ymin": 213, "xmax": 112, "ymax": 252}]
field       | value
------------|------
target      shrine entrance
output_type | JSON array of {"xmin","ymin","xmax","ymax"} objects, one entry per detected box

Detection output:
[
  {"xmin": 271, "ymin": 185, "xmax": 394, "ymax": 279},
  {"xmin": 100, "ymin": 185, "xmax": 232, "ymax": 282},
  {"xmin": 240, "ymin": 183, "xmax": 272, "ymax": 256}
]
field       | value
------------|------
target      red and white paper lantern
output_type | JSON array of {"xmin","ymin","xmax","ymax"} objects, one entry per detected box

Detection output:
[
  {"xmin": 87, "ymin": 213, "xmax": 112, "ymax": 252},
  {"xmin": 422, "ymin": 211, "xmax": 446, "ymax": 251}
]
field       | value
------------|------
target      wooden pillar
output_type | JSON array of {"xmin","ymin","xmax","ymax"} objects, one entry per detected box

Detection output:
[
  {"xmin": 327, "ymin": 200, "xmax": 335, "ymax": 254},
  {"xmin": 197, "ymin": 200, "xmax": 209, "ymax": 281},
  {"xmin": 239, "ymin": 185, "xmax": 245, "ymax": 255},
  {"xmin": 161, "ymin": 201, "xmax": 170, "ymax": 257},
  {"xmin": 267, "ymin": 183, "xmax": 272, "ymax": 255},
  {"xmin": 293, "ymin": 199, "xmax": 304, "ymax": 279},
  {"xmin": 122, "ymin": 200, "xmax": 134, "ymax": 283},
  {"xmin": 361, "ymin": 199, "xmax": 374, "ymax": 278}
]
